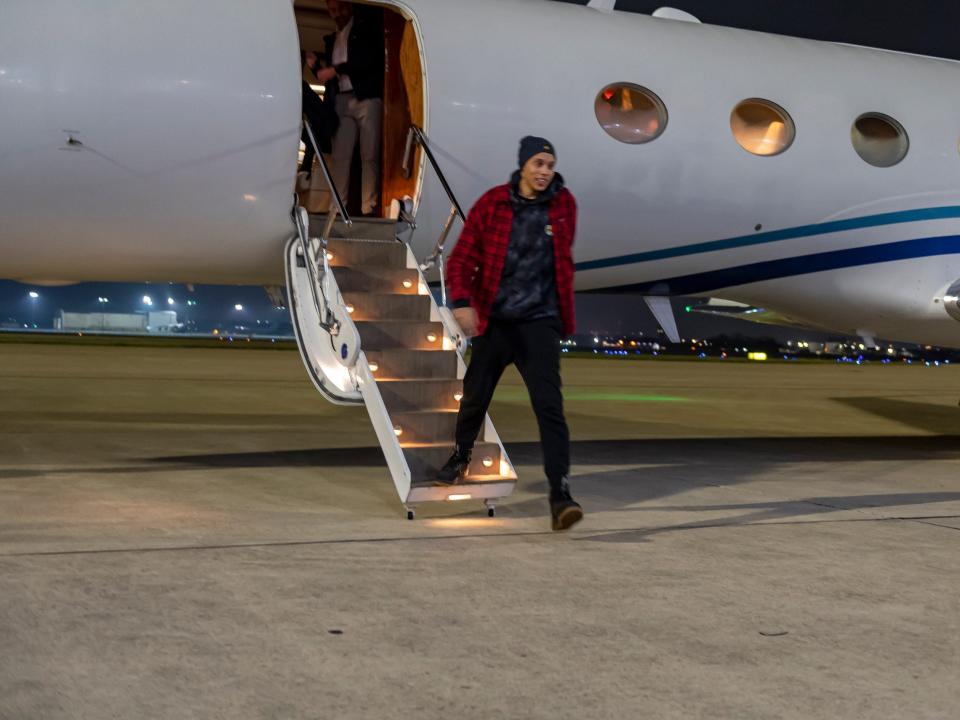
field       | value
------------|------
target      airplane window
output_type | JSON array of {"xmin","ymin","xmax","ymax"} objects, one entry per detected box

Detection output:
[
  {"xmin": 851, "ymin": 113, "xmax": 908, "ymax": 167},
  {"xmin": 595, "ymin": 83, "xmax": 667, "ymax": 144},
  {"xmin": 730, "ymin": 99, "xmax": 795, "ymax": 156}
]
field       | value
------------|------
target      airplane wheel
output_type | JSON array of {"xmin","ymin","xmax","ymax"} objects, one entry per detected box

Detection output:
[
  {"xmin": 487, "ymin": 507, "xmax": 496, "ymax": 518},
  {"xmin": 406, "ymin": 509, "xmax": 415, "ymax": 521}
]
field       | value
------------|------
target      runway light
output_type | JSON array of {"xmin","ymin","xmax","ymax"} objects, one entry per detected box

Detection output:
[
  {"xmin": 28, "ymin": 291, "xmax": 39, "ymax": 299},
  {"xmin": 402, "ymin": 280, "xmax": 413, "ymax": 289},
  {"xmin": 447, "ymin": 494, "xmax": 472, "ymax": 502},
  {"xmin": 167, "ymin": 298, "xmax": 175, "ymax": 306},
  {"xmin": 482, "ymin": 457, "xmax": 493, "ymax": 468},
  {"xmin": 234, "ymin": 304, "xmax": 244, "ymax": 311},
  {"xmin": 142, "ymin": 295, "xmax": 153, "ymax": 306}
]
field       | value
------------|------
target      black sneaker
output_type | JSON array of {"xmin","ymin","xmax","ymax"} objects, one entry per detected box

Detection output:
[
  {"xmin": 435, "ymin": 446, "xmax": 471, "ymax": 485},
  {"xmin": 549, "ymin": 478, "xmax": 583, "ymax": 531}
]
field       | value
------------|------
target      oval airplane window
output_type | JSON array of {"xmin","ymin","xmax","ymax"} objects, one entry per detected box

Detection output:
[
  {"xmin": 730, "ymin": 99, "xmax": 795, "ymax": 156},
  {"xmin": 851, "ymin": 112, "xmax": 909, "ymax": 167},
  {"xmin": 595, "ymin": 83, "xmax": 667, "ymax": 144}
]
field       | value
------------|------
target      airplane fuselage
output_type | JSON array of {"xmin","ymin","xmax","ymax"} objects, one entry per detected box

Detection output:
[{"xmin": 1, "ymin": 0, "xmax": 959, "ymax": 346}]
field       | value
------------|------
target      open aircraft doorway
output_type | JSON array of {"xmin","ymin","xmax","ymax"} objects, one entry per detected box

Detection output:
[{"xmin": 293, "ymin": 0, "xmax": 426, "ymax": 219}]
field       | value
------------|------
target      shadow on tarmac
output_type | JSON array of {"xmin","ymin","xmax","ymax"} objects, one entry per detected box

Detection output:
[
  {"xmin": 132, "ymin": 434, "xmax": 960, "ymax": 528},
  {"xmin": 3, "ymin": 432, "xmax": 959, "ymax": 541},
  {"xmin": 833, "ymin": 396, "xmax": 960, "ymax": 434},
  {"xmin": 145, "ymin": 434, "xmax": 960, "ymax": 472}
]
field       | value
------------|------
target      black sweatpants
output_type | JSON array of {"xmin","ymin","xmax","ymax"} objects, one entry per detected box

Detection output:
[{"xmin": 455, "ymin": 317, "xmax": 570, "ymax": 486}]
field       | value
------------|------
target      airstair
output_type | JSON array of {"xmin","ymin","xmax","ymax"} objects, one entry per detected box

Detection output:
[{"xmin": 285, "ymin": 122, "xmax": 517, "ymax": 519}]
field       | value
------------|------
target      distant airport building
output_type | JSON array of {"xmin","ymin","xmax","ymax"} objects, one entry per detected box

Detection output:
[{"xmin": 55, "ymin": 310, "xmax": 181, "ymax": 334}]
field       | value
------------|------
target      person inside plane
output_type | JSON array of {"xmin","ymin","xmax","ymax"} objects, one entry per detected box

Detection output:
[
  {"xmin": 436, "ymin": 136, "xmax": 583, "ymax": 532},
  {"xmin": 299, "ymin": 50, "xmax": 339, "ymax": 179},
  {"xmin": 314, "ymin": 0, "xmax": 385, "ymax": 217}
]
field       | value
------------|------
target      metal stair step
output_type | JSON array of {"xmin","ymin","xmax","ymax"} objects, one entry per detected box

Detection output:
[
  {"xmin": 391, "ymin": 409, "xmax": 458, "ymax": 445},
  {"xmin": 377, "ymin": 378, "xmax": 463, "ymax": 413},
  {"xmin": 326, "ymin": 239, "xmax": 408, "ymax": 269},
  {"xmin": 364, "ymin": 349, "xmax": 459, "ymax": 380},
  {"xmin": 332, "ymin": 266, "xmax": 421, "ymax": 295},
  {"xmin": 354, "ymin": 320, "xmax": 445, "ymax": 351},
  {"xmin": 403, "ymin": 442, "xmax": 504, "ymax": 483},
  {"xmin": 342, "ymin": 293, "xmax": 432, "ymax": 322},
  {"xmin": 309, "ymin": 215, "xmax": 399, "ymax": 242}
]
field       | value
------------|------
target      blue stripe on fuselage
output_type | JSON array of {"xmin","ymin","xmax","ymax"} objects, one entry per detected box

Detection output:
[
  {"xmin": 587, "ymin": 235, "xmax": 960, "ymax": 295},
  {"xmin": 574, "ymin": 206, "xmax": 960, "ymax": 272}
]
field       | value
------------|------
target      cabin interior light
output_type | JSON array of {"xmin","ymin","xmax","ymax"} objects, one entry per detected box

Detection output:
[
  {"xmin": 730, "ymin": 99, "xmax": 795, "ymax": 157},
  {"xmin": 595, "ymin": 83, "xmax": 668, "ymax": 144}
]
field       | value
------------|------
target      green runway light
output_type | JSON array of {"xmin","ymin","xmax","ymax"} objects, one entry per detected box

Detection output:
[
  {"xmin": 684, "ymin": 305, "xmax": 693, "ymax": 313},
  {"xmin": 565, "ymin": 391, "xmax": 691, "ymax": 403},
  {"xmin": 497, "ymin": 389, "xmax": 690, "ymax": 403}
]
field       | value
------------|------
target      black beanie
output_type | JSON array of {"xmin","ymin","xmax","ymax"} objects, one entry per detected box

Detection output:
[{"xmin": 518, "ymin": 136, "xmax": 556, "ymax": 168}]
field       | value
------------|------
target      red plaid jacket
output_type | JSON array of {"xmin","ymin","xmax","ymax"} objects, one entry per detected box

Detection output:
[{"xmin": 447, "ymin": 183, "xmax": 577, "ymax": 338}]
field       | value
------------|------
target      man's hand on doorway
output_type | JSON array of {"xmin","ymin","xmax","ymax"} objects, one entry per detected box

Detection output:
[
  {"xmin": 453, "ymin": 307, "xmax": 479, "ymax": 338},
  {"xmin": 314, "ymin": 67, "xmax": 337, "ymax": 84}
]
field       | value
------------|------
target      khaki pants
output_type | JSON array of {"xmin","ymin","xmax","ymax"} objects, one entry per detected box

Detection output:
[{"xmin": 331, "ymin": 93, "xmax": 382, "ymax": 215}]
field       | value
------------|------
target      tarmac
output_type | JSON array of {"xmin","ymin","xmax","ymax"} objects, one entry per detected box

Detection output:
[{"xmin": 1, "ymin": 340, "xmax": 958, "ymax": 720}]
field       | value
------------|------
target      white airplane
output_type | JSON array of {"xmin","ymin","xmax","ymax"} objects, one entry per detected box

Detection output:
[
  {"xmin": 6, "ymin": 0, "xmax": 960, "ymax": 515},
  {"xmin": 2, "ymin": 0, "xmax": 959, "ymax": 347}
]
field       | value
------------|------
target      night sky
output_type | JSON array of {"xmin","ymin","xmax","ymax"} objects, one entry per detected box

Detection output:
[
  {"xmin": 555, "ymin": 0, "xmax": 960, "ymax": 62},
  {"xmin": 3, "ymin": 2, "xmax": 955, "ymax": 342}
]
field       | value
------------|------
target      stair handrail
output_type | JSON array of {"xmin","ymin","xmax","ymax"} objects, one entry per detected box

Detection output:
[
  {"xmin": 402, "ymin": 125, "xmax": 466, "ymax": 306},
  {"xmin": 295, "ymin": 115, "xmax": 354, "ymax": 334},
  {"xmin": 303, "ymin": 115, "xmax": 352, "ymax": 236}
]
